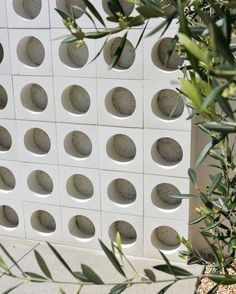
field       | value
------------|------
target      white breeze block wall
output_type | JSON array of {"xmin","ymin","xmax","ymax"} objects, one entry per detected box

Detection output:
[{"xmin": 0, "ymin": 0, "xmax": 192, "ymax": 262}]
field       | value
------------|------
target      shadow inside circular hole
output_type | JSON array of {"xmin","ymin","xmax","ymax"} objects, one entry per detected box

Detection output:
[
  {"xmin": 109, "ymin": 220, "xmax": 137, "ymax": 246},
  {"xmin": 102, "ymin": 0, "xmax": 134, "ymax": 16},
  {"xmin": 56, "ymin": 0, "xmax": 86, "ymax": 19},
  {"xmin": 108, "ymin": 178, "xmax": 136, "ymax": 205},
  {"xmin": 161, "ymin": 0, "xmax": 176, "ymax": 17},
  {"xmin": 17, "ymin": 36, "xmax": 45, "ymax": 67},
  {"xmin": 0, "ymin": 44, "xmax": 4, "ymax": 64},
  {"xmin": 21, "ymin": 83, "xmax": 48, "ymax": 112},
  {"xmin": 151, "ymin": 137, "xmax": 183, "ymax": 167},
  {"xmin": 151, "ymin": 37, "xmax": 183, "ymax": 71},
  {"xmin": 103, "ymin": 38, "xmax": 135, "ymax": 70},
  {"xmin": 13, "ymin": 0, "xmax": 42, "ymax": 19},
  {"xmin": 151, "ymin": 226, "xmax": 180, "ymax": 251},
  {"xmin": 31, "ymin": 210, "xmax": 56, "ymax": 233},
  {"xmin": 0, "ymin": 127, "xmax": 12, "ymax": 152},
  {"xmin": 59, "ymin": 42, "xmax": 89, "ymax": 68},
  {"xmin": 69, "ymin": 215, "xmax": 95, "ymax": 241},
  {"xmin": 64, "ymin": 131, "xmax": 92, "ymax": 158},
  {"xmin": 24, "ymin": 128, "xmax": 51, "ymax": 155},
  {"xmin": 106, "ymin": 134, "xmax": 136, "ymax": 162},
  {"xmin": 0, "ymin": 167, "xmax": 16, "ymax": 191},
  {"xmin": 28, "ymin": 170, "xmax": 53, "ymax": 196},
  {"xmin": 61, "ymin": 85, "xmax": 90, "ymax": 115},
  {"xmin": 105, "ymin": 87, "xmax": 136, "ymax": 118},
  {"xmin": 0, "ymin": 85, "xmax": 8, "ymax": 110},
  {"xmin": 66, "ymin": 174, "xmax": 94, "ymax": 200},
  {"xmin": 152, "ymin": 89, "xmax": 184, "ymax": 120},
  {"xmin": 152, "ymin": 183, "xmax": 182, "ymax": 210},
  {"xmin": 0, "ymin": 205, "xmax": 19, "ymax": 229}
]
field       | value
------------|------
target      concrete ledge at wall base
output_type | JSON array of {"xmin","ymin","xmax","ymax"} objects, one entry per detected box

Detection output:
[
  {"xmin": 58, "ymin": 165, "xmax": 100, "ymax": 210},
  {"xmin": 17, "ymin": 120, "xmax": 58, "ymax": 165},
  {"xmin": 9, "ymin": 29, "xmax": 52, "ymax": 76},
  {"xmin": 100, "ymin": 170, "xmax": 143, "ymax": 216},
  {"xmin": 144, "ymin": 216, "xmax": 189, "ymax": 262},
  {"xmin": 0, "ymin": 75, "xmax": 15, "ymax": 119},
  {"xmin": 0, "ymin": 199, "xmax": 25, "ymax": 238},
  {"xmin": 13, "ymin": 75, "xmax": 56, "ymax": 122},
  {"xmin": 24, "ymin": 202, "xmax": 62, "ymax": 243},
  {"xmin": 54, "ymin": 76, "xmax": 98, "ymax": 125},
  {"xmin": 6, "ymin": 0, "xmax": 50, "ymax": 28},
  {"xmin": 61, "ymin": 207, "xmax": 101, "ymax": 250},
  {"xmin": 97, "ymin": 78, "xmax": 144, "ymax": 128},
  {"xmin": 102, "ymin": 211, "xmax": 144, "ymax": 256}
]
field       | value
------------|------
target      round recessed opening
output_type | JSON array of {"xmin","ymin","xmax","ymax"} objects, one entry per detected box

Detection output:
[
  {"xmin": 0, "ymin": 205, "xmax": 19, "ymax": 229},
  {"xmin": 17, "ymin": 36, "xmax": 45, "ymax": 67},
  {"xmin": 108, "ymin": 178, "xmax": 136, "ymax": 206},
  {"xmin": 66, "ymin": 174, "xmax": 94, "ymax": 201},
  {"xmin": 0, "ymin": 85, "xmax": 8, "ymax": 110},
  {"xmin": 151, "ymin": 137, "xmax": 183, "ymax": 167},
  {"xmin": 69, "ymin": 215, "xmax": 95, "ymax": 241},
  {"xmin": 27, "ymin": 170, "xmax": 53, "ymax": 196},
  {"xmin": 104, "ymin": 38, "xmax": 135, "ymax": 70},
  {"xmin": 151, "ymin": 226, "xmax": 180, "ymax": 251},
  {"xmin": 31, "ymin": 210, "xmax": 56, "ymax": 234},
  {"xmin": 0, "ymin": 167, "xmax": 16, "ymax": 191},
  {"xmin": 106, "ymin": 134, "xmax": 136, "ymax": 162},
  {"xmin": 152, "ymin": 183, "xmax": 182, "ymax": 210},
  {"xmin": 64, "ymin": 131, "xmax": 92, "ymax": 159},
  {"xmin": 0, "ymin": 127, "xmax": 12, "ymax": 152},
  {"xmin": 56, "ymin": 0, "xmax": 86, "ymax": 19},
  {"xmin": 21, "ymin": 83, "xmax": 48, "ymax": 112},
  {"xmin": 59, "ymin": 41, "xmax": 89, "ymax": 68},
  {"xmin": 24, "ymin": 128, "xmax": 51, "ymax": 155},
  {"xmin": 152, "ymin": 89, "xmax": 184, "ymax": 120},
  {"xmin": 105, "ymin": 87, "xmax": 136, "ymax": 118},
  {"xmin": 109, "ymin": 220, "xmax": 137, "ymax": 246},
  {"xmin": 102, "ymin": 0, "xmax": 134, "ymax": 16},
  {"xmin": 151, "ymin": 37, "xmax": 183, "ymax": 71},
  {"xmin": 13, "ymin": 0, "xmax": 42, "ymax": 19},
  {"xmin": 61, "ymin": 85, "xmax": 90, "ymax": 115},
  {"xmin": 0, "ymin": 44, "xmax": 4, "ymax": 64}
]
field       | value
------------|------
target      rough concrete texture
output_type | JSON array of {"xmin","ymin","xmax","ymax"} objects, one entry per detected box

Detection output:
[{"xmin": 23, "ymin": 0, "xmax": 42, "ymax": 19}]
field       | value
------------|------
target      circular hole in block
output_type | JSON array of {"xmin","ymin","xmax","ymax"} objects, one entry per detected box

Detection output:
[
  {"xmin": 62, "ymin": 85, "xmax": 90, "ymax": 115},
  {"xmin": 17, "ymin": 36, "xmax": 45, "ymax": 67},
  {"xmin": 108, "ymin": 178, "xmax": 136, "ymax": 206},
  {"xmin": 0, "ymin": 44, "xmax": 4, "ymax": 64},
  {"xmin": 152, "ymin": 183, "xmax": 182, "ymax": 210},
  {"xmin": 59, "ymin": 41, "xmax": 89, "ymax": 68},
  {"xmin": 24, "ymin": 128, "xmax": 51, "ymax": 155},
  {"xmin": 0, "ymin": 167, "xmax": 16, "ymax": 191},
  {"xmin": 152, "ymin": 89, "xmax": 184, "ymax": 120},
  {"xmin": 161, "ymin": 0, "xmax": 176, "ymax": 17},
  {"xmin": 151, "ymin": 138, "xmax": 183, "ymax": 167},
  {"xmin": 109, "ymin": 220, "xmax": 137, "ymax": 246},
  {"xmin": 21, "ymin": 83, "xmax": 48, "ymax": 112},
  {"xmin": 106, "ymin": 134, "xmax": 136, "ymax": 162},
  {"xmin": 0, "ymin": 205, "xmax": 19, "ymax": 229},
  {"xmin": 105, "ymin": 87, "xmax": 136, "ymax": 118},
  {"xmin": 152, "ymin": 37, "xmax": 183, "ymax": 71},
  {"xmin": 102, "ymin": 0, "xmax": 134, "ymax": 16},
  {"xmin": 66, "ymin": 174, "xmax": 94, "ymax": 201},
  {"xmin": 69, "ymin": 215, "xmax": 95, "ymax": 241},
  {"xmin": 31, "ymin": 210, "xmax": 56, "ymax": 234},
  {"xmin": 151, "ymin": 226, "xmax": 180, "ymax": 251},
  {"xmin": 0, "ymin": 127, "xmax": 12, "ymax": 152},
  {"xmin": 64, "ymin": 131, "xmax": 92, "ymax": 158},
  {"xmin": 56, "ymin": 0, "xmax": 86, "ymax": 19},
  {"xmin": 28, "ymin": 170, "xmax": 53, "ymax": 196},
  {"xmin": 0, "ymin": 85, "xmax": 8, "ymax": 110},
  {"xmin": 13, "ymin": 0, "xmax": 42, "ymax": 19},
  {"xmin": 104, "ymin": 38, "xmax": 135, "ymax": 70}
]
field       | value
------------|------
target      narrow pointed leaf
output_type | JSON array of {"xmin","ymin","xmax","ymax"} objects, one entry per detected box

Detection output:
[
  {"xmin": 109, "ymin": 32, "xmax": 128, "ymax": 69},
  {"xmin": 202, "ymin": 84, "xmax": 227, "ymax": 110},
  {"xmin": 81, "ymin": 264, "xmax": 104, "ymax": 284},
  {"xmin": 55, "ymin": 9, "xmax": 70, "ymax": 21},
  {"xmin": 208, "ymin": 173, "xmax": 222, "ymax": 194},
  {"xmin": 0, "ymin": 256, "xmax": 10, "ymax": 272},
  {"xmin": 2, "ymin": 283, "xmax": 23, "ymax": 294},
  {"xmin": 156, "ymin": 250, "xmax": 175, "ymax": 277},
  {"xmin": 153, "ymin": 264, "xmax": 192, "ymax": 276},
  {"xmin": 73, "ymin": 271, "xmax": 90, "ymax": 282},
  {"xmin": 136, "ymin": 6, "xmax": 164, "ymax": 18},
  {"xmin": 0, "ymin": 244, "xmax": 23, "ymax": 273},
  {"xmin": 188, "ymin": 168, "xmax": 197, "ymax": 186},
  {"xmin": 110, "ymin": 283, "xmax": 127, "ymax": 294},
  {"xmin": 170, "ymin": 194, "xmax": 197, "ymax": 199},
  {"xmin": 157, "ymin": 282, "xmax": 175, "ymax": 294},
  {"xmin": 195, "ymin": 141, "xmax": 213, "ymax": 166},
  {"xmin": 217, "ymin": 95, "xmax": 234, "ymax": 120},
  {"xmin": 135, "ymin": 21, "xmax": 148, "ymax": 50},
  {"xmin": 83, "ymin": 0, "xmax": 106, "ymax": 27},
  {"xmin": 208, "ymin": 275, "xmax": 236, "ymax": 285},
  {"xmin": 144, "ymin": 269, "xmax": 156, "ymax": 282},
  {"xmin": 25, "ymin": 272, "xmax": 48, "ymax": 281},
  {"xmin": 189, "ymin": 214, "xmax": 208, "ymax": 225},
  {"xmin": 34, "ymin": 250, "xmax": 52, "ymax": 280}
]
